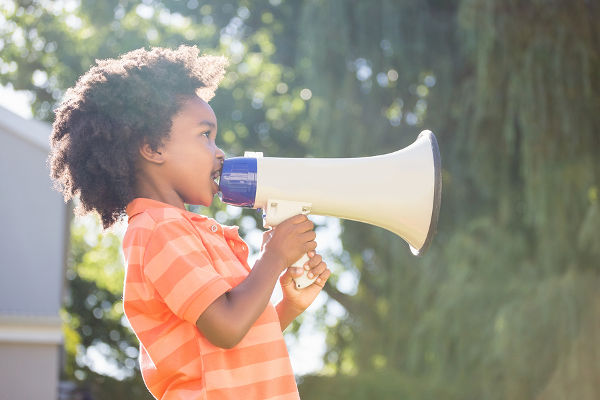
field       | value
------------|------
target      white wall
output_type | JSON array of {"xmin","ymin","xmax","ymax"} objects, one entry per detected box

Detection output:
[{"xmin": 0, "ymin": 105, "xmax": 68, "ymax": 400}]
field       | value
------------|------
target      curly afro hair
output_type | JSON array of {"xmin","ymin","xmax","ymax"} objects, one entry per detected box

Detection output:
[{"xmin": 49, "ymin": 45, "xmax": 228, "ymax": 228}]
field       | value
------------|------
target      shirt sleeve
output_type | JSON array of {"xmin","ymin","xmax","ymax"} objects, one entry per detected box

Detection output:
[{"xmin": 142, "ymin": 218, "xmax": 232, "ymax": 324}]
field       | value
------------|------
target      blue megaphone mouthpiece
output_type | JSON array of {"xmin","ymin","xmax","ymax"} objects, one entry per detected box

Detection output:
[{"xmin": 219, "ymin": 157, "xmax": 258, "ymax": 207}]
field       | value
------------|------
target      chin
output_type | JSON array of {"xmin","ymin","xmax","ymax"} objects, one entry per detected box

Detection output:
[
  {"xmin": 183, "ymin": 195, "xmax": 211, "ymax": 208},
  {"xmin": 196, "ymin": 193, "xmax": 218, "ymax": 207}
]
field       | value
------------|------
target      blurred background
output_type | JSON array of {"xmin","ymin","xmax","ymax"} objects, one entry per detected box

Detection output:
[{"xmin": 0, "ymin": 0, "xmax": 599, "ymax": 399}]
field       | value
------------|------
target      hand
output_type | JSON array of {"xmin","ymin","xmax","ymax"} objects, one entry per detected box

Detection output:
[
  {"xmin": 279, "ymin": 250, "xmax": 331, "ymax": 314},
  {"xmin": 261, "ymin": 215, "xmax": 317, "ymax": 271}
]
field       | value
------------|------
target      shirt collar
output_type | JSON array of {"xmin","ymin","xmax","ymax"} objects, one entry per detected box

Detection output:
[
  {"xmin": 125, "ymin": 198, "xmax": 186, "ymax": 219},
  {"xmin": 125, "ymin": 198, "xmax": 241, "ymax": 238}
]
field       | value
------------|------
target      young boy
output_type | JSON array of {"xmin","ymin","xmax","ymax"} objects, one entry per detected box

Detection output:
[{"xmin": 49, "ymin": 45, "xmax": 331, "ymax": 399}]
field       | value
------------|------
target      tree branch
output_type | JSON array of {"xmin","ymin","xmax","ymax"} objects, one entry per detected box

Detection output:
[{"xmin": 323, "ymin": 283, "xmax": 360, "ymax": 316}]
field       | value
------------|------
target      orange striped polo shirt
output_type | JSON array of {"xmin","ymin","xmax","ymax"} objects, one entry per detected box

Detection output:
[{"xmin": 122, "ymin": 198, "xmax": 299, "ymax": 400}]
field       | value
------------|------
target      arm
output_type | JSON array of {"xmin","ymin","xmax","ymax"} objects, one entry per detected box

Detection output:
[
  {"xmin": 195, "ymin": 251, "xmax": 282, "ymax": 348},
  {"xmin": 275, "ymin": 298, "xmax": 304, "ymax": 332},
  {"xmin": 196, "ymin": 215, "xmax": 316, "ymax": 348}
]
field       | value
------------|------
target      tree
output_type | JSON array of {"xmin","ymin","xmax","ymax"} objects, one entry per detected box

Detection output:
[{"xmin": 295, "ymin": 1, "xmax": 600, "ymax": 399}]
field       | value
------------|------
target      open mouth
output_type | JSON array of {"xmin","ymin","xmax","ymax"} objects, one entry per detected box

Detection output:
[{"xmin": 211, "ymin": 169, "xmax": 221, "ymax": 187}]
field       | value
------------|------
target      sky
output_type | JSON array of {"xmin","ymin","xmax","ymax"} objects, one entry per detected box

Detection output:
[{"xmin": 0, "ymin": 84, "xmax": 33, "ymax": 119}]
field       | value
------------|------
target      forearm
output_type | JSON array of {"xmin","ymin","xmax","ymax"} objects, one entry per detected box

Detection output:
[
  {"xmin": 276, "ymin": 300, "xmax": 303, "ymax": 331},
  {"xmin": 196, "ymin": 252, "xmax": 284, "ymax": 348}
]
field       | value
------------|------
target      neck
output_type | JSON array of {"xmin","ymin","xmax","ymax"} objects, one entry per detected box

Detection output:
[{"xmin": 134, "ymin": 168, "xmax": 185, "ymax": 210}]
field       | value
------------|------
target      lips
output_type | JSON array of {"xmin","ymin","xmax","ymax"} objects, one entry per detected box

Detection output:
[
  {"xmin": 211, "ymin": 169, "xmax": 221, "ymax": 185},
  {"xmin": 210, "ymin": 168, "xmax": 221, "ymax": 195}
]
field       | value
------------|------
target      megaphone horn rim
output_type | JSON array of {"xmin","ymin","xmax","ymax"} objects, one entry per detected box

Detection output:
[{"xmin": 410, "ymin": 130, "xmax": 442, "ymax": 256}]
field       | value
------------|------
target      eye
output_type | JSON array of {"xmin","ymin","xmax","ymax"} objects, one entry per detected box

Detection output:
[{"xmin": 200, "ymin": 130, "xmax": 211, "ymax": 139}]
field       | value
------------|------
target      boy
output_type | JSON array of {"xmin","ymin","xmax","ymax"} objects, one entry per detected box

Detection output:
[{"xmin": 49, "ymin": 45, "xmax": 331, "ymax": 399}]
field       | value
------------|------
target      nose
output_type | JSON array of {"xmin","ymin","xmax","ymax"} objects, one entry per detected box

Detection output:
[{"xmin": 215, "ymin": 145, "xmax": 225, "ymax": 163}]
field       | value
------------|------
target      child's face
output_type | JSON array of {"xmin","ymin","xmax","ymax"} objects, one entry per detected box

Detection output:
[{"xmin": 159, "ymin": 95, "xmax": 225, "ymax": 207}]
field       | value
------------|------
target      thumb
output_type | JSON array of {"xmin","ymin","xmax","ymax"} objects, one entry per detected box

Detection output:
[{"xmin": 280, "ymin": 267, "xmax": 304, "ymax": 287}]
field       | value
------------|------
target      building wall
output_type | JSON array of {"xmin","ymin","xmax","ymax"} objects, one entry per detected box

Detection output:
[
  {"xmin": 0, "ymin": 322, "xmax": 61, "ymax": 400},
  {"xmin": 0, "ymin": 106, "xmax": 68, "ymax": 400}
]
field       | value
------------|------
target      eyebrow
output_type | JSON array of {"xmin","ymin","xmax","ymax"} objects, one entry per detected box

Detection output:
[{"xmin": 198, "ymin": 120, "xmax": 216, "ymax": 128}]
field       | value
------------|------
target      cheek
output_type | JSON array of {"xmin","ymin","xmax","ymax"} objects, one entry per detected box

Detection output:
[{"xmin": 201, "ymin": 147, "xmax": 217, "ymax": 166}]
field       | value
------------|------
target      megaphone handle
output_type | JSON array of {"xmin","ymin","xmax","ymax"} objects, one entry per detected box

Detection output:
[
  {"xmin": 291, "ymin": 253, "xmax": 316, "ymax": 289},
  {"xmin": 262, "ymin": 199, "xmax": 316, "ymax": 290}
]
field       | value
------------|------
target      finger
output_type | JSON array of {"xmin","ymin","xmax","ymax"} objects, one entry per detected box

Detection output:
[
  {"xmin": 280, "ymin": 267, "xmax": 303, "ymax": 287},
  {"xmin": 286, "ymin": 214, "xmax": 308, "ymax": 225},
  {"xmin": 299, "ymin": 230, "xmax": 317, "ymax": 243},
  {"xmin": 306, "ymin": 261, "xmax": 326, "ymax": 280},
  {"xmin": 295, "ymin": 219, "xmax": 315, "ymax": 233},
  {"xmin": 308, "ymin": 261, "xmax": 327, "ymax": 279},
  {"xmin": 313, "ymin": 269, "xmax": 331, "ymax": 287},
  {"xmin": 304, "ymin": 269, "xmax": 331, "ymax": 291},
  {"xmin": 303, "ymin": 240, "xmax": 317, "ymax": 253},
  {"xmin": 305, "ymin": 254, "xmax": 322, "ymax": 268}
]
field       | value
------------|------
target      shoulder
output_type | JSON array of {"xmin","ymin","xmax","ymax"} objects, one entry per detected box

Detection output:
[{"xmin": 123, "ymin": 207, "xmax": 198, "ymax": 250}]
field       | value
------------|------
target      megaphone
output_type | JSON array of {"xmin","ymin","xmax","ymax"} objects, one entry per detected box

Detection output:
[{"xmin": 218, "ymin": 130, "xmax": 442, "ymax": 289}]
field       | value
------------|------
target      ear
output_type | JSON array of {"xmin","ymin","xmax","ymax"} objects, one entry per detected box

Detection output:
[{"xmin": 138, "ymin": 140, "xmax": 165, "ymax": 164}]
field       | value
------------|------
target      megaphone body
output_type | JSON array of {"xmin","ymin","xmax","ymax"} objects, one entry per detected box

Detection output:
[{"xmin": 219, "ymin": 130, "xmax": 442, "ymax": 288}]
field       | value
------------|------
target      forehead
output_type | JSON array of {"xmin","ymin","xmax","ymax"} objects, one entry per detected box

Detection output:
[{"xmin": 173, "ymin": 95, "xmax": 217, "ymax": 126}]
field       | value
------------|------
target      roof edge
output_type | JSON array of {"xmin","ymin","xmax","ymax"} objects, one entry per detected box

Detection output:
[{"xmin": 0, "ymin": 105, "xmax": 51, "ymax": 152}]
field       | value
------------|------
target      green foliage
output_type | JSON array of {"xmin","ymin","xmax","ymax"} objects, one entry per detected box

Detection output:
[
  {"xmin": 63, "ymin": 215, "xmax": 150, "ymax": 397},
  {"xmin": 2, "ymin": 0, "xmax": 599, "ymax": 398},
  {"xmin": 293, "ymin": 1, "xmax": 600, "ymax": 398},
  {"xmin": 299, "ymin": 369, "xmax": 458, "ymax": 400}
]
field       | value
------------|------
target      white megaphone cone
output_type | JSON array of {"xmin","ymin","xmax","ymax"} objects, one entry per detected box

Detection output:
[{"xmin": 218, "ymin": 130, "xmax": 442, "ymax": 289}]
